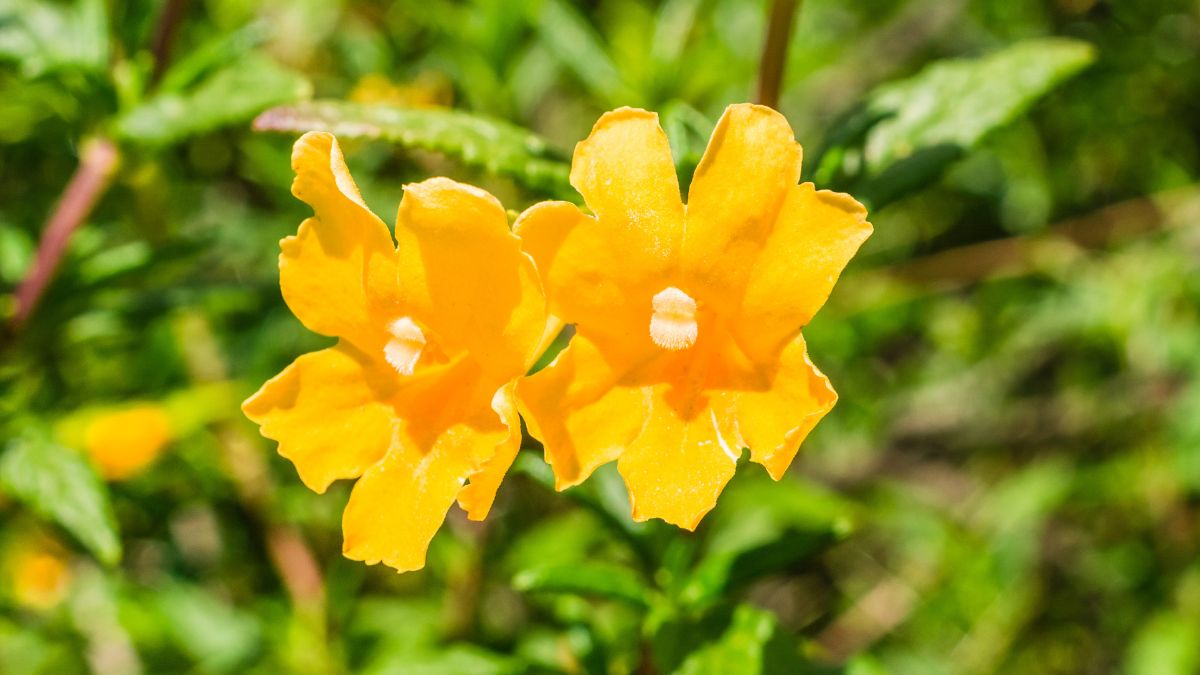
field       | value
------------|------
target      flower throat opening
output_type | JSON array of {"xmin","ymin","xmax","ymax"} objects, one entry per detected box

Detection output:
[
  {"xmin": 650, "ymin": 287, "xmax": 698, "ymax": 351},
  {"xmin": 385, "ymin": 317, "xmax": 426, "ymax": 375}
]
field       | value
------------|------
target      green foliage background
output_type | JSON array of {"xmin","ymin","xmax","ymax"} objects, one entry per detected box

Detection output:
[{"xmin": 2, "ymin": 0, "xmax": 1199, "ymax": 673}]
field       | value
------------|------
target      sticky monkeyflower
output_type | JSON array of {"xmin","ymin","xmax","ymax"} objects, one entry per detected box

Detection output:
[
  {"xmin": 5, "ymin": 541, "xmax": 71, "ymax": 611},
  {"xmin": 517, "ymin": 104, "xmax": 873, "ymax": 530},
  {"xmin": 243, "ymin": 132, "xmax": 547, "ymax": 572},
  {"xmin": 82, "ymin": 404, "xmax": 174, "ymax": 480}
]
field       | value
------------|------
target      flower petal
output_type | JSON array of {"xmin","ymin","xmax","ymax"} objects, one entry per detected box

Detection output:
[
  {"xmin": 242, "ymin": 343, "xmax": 397, "ymax": 493},
  {"xmin": 342, "ymin": 363, "xmax": 511, "ymax": 572},
  {"xmin": 569, "ymin": 107, "xmax": 684, "ymax": 295},
  {"xmin": 616, "ymin": 390, "xmax": 740, "ymax": 530},
  {"xmin": 735, "ymin": 184, "xmax": 872, "ymax": 363},
  {"xmin": 733, "ymin": 333, "xmax": 837, "ymax": 480},
  {"xmin": 283, "ymin": 132, "xmax": 399, "ymax": 350},
  {"xmin": 519, "ymin": 335, "xmax": 650, "ymax": 489},
  {"xmin": 515, "ymin": 202, "xmax": 655, "ymax": 359},
  {"xmin": 456, "ymin": 382, "xmax": 522, "ymax": 520},
  {"xmin": 682, "ymin": 104, "xmax": 802, "ymax": 316},
  {"xmin": 393, "ymin": 178, "xmax": 546, "ymax": 379}
]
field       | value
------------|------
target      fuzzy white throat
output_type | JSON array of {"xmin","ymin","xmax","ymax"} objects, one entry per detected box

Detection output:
[
  {"xmin": 384, "ymin": 317, "xmax": 426, "ymax": 376},
  {"xmin": 649, "ymin": 286, "xmax": 698, "ymax": 351}
]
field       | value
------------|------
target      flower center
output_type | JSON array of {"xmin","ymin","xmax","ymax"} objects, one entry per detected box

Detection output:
[
  {"xmin": 384, "ymin": 317, "xmax": 426, "ymax": 376},
  {"xmin": 649, "ymin": 286, "xmax": 698, "ymax": 351}
]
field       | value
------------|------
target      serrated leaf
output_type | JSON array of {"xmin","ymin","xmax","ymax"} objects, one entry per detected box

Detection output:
[
  {"xmin": 0, "ymin": 434, "xmax": 120, "ymax": 565},
  {"xmin": 513, "ymin": 562, "xmax": 652, "ymax": 608},
  {"xmin": 818, "ymin": 38, "xmax": 1095, "ymax": 210},
  {"xmin": 864, "ymin": 38, "xmax": 1095, "ymax": 171},
  {"xmin": 253, "ymin": 100, "xmax": 573, "ymax": 197},
  {"xmin": 116, "ymin": 54, "xmax": 310, "ymax": 146}
]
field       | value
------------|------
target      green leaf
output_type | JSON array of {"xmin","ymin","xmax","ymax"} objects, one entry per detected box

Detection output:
[
  {"xmin": 654, "ymin": 605, "xmax": 806, "ymax": 675},
  {"xmin": 252, "ymin": 100, "xmax": 573, "ymax": 197},
  {"xmin": 679, "ymin": 531, "xmax": 833, "ymax": 610},
  {"xmin": 155, "ymin": 583, "xmax": 262, "ymax": 673},
  {"xmin": 1125, "ymin": 612, "xmax": 1200, "ymax": 675},
  {"xmin": 0, "ymin": 433, "xmax": 120, "ymax": 565},
  {"xmin": 513, "ymin": 562, "xmax": 653, "ymax": 608},
  {"xmin": 363, "ymin": 645, "xmax": 522, "ymax": 675},
  {"xmin": 116, "ymin": 54, "xmax": 310, "ymax": 146},
  {"xmin": 157, "ymin": 21, "xmax": 271, "ymax": 94},
  {"xmin": 865, "ymin": 38, "xmax": 1095, "ymax": 171},
  {"xmin": 0, "ymin": 0, "xmax": 109, "ymax": 76},
  {"xmin": 819, "ymin": 38, "xmax": 1095, "ymax": 210},
  {"xmin": 535, "ymin": 0, "xmax": 633, "ymax": 105}
]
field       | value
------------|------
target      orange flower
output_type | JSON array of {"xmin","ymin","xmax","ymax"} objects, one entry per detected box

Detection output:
[
  {"xmin": 517, "ymin": 105, "xmax": 872, "ymax": 529},
  {"xmin": 243, "ymin": 132, "xmax": 547, "ymax": 572},
  {"xmin": 83, "ymin": 404, "xmax": 173, "ymax": 480}
]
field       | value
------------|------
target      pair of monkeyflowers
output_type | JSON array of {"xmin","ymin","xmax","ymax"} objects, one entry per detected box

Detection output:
[{"xmin": 243, "ymin": 104, "xmax": 872, "ymax": 572}]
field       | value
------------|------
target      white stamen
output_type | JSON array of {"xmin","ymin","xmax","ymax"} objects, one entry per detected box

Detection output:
[
  {"xmin": 384, "ymin": 317, "xmax": 426, "ymax": 376},
  {"xmin": 649, "ymin": 286, "xmax": 698, "ymax": 350}
]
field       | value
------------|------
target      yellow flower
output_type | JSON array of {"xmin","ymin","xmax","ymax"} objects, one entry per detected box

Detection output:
[
  {"xmin": 243, "ymin": 132, "xmax": 547, "ymax": 572},
  {"xmin": 7, "ymin": 543, "xmax": 70, "ymax": 611},
  {"xmin": 83, "ymin": 404, "xmax": 173, "ymax": 480},
  {"xmin": 516, "ymin": 105, "xmax": 872, "ymax": 530}
]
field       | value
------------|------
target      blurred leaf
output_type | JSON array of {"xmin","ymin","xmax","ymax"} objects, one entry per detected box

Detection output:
[
  {"xmin": 679, "ymin": 530, "xmax": 833, "ymax": 609},
  {"xmin": 363, "ymin": 644, "xmax": 522, "ymax": 675},
  {"xmin": 116, "ymin": 54, "xmax": 310, "ymax": 146},
  {"xmin": 534, "ymin": 0, "xmax": 633, "ymax": 105},
  {"xmin": 1124, "ymin": 612, "xmax": 1200, "ymax": 675},
  {"xmin": 672, "ymin": 605, "xmax": 803, "ymax": 675},
  {"xmin": 0, "ymin": 433, "xmax": 120, "ymax": 565},
  {"xmin": 514, "ymin": 561, "xmax": 653, "ymax": 608},
  {"xmin": 652, "ymin": 604, "xmax": 807, "ymax": 675},
  {"xmin": 253, "ymin": 100, "xmax": 573, "ymax": 197},
  {"xmin": 156, "ymin": 583, "xmax": 262, "ymax": 673},
  {"xmin": 157, "ymin": 21, "xmax": 271, "ymax": 94},
  {"xmin": 0, "ymin": 0, "xmax": 108, "ymax": 76}
]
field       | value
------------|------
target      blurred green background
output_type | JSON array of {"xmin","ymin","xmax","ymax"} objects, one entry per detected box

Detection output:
[{"xmin": 2, "ymin": 0, "xmax": 1200, "ymax": 673}]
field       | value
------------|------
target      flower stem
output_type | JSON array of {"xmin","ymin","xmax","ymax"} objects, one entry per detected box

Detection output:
[
  {"xmin": 757, "ymin": 0, "xmax": 803, "ymax": 109},
  {"xmin": 11, "ymin": 137, "xmax": 120, "ymax": 329},
  {"xmin": 149, "ymin": 0, "xmax": 190, "ymax": 86}
]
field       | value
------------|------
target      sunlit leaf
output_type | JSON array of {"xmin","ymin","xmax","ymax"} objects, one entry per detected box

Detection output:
[
  {"xmin": 116, "ymin": 55, "xmax": 311, "ymax": 146},
  {"xmin": 866, "ymin": 38, "xmax": 1094, "ymax": 169},
  {"xmin": 815, "ymin": 38, "xmax": 1095, "ymax": 209},
  {"xmin": 0, "ymin": 433, "xmax": 120, "ymax": 565},
  {"xmin": 252, "ymin": 100, "xmax": 573, "ymax": 197}
]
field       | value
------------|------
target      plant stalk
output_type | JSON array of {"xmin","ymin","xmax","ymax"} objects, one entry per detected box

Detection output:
[
  {"xmin": 11, "ymin": 137, "xmax": 120, "ymax": 329},
  {"xmin": 757, "ymin": 0, "xmax": 803, "ymax": 109}
]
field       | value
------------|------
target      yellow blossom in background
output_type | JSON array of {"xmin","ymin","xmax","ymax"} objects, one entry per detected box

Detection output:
[
  {"xmin": 349, "ymin": 72, "xmax": 453, "ymax": 108},
  {"xmin": 7, "ymin": 543, "xmax": 71, "ymax": 611},
  {"xmin": 517, "ymin": 104, "xmax": 873, "ymax": 529},
  {"xmin": 83, "ymin": 404, "xmax": 173, "ymax": 480},
  {"xmin": 243, "ymin": 132, "xmax": 547, "ymax": 572}
]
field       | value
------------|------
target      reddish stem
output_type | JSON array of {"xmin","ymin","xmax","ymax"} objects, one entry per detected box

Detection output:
[
  {"xmin": 757, "ymin": 0, "xmax": 802, "ymax": 109},
  {"xmin": 12, "ymin": 138, "xmax": 120, "ymax": 328}
]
